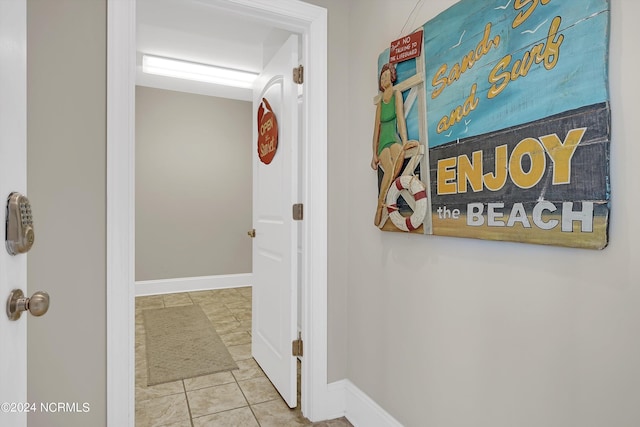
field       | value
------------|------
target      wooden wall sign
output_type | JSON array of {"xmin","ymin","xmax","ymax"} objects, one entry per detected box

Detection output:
[
  {"xmin": 257, "ymin": 98, "xmax": 278, "ymax": 165},
  {"xmin": 373, "ymin": 0, "xmax": 611, "ymax": 249}
]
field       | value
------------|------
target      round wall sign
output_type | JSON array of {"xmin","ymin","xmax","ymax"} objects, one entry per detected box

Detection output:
[{"xmin": 257, "ymin": 98, "xmax": 278, "ymax": 165}]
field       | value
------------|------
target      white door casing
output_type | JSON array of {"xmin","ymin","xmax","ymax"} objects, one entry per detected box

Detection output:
[
  {"xmin": 0, "ymin": 0, "xmax": 27, "ymax": 426},
  {"xmin": 106, "ymin": 1, "xmax": 329, "ymax": 424},
  {"xmin": 252, "ymin": 34, "xmax": 300, "ymax": 408}
]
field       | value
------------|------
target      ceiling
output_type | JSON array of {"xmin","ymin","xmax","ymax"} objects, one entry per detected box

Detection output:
[{"xmin": 136, "ymin": 0, "xmax": 287, "ymax": 101}]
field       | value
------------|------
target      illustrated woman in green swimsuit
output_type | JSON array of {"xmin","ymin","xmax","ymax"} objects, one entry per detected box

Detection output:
[{"xmin": 371, "ymin": 63, "xmax": 417, "ymax": 226}]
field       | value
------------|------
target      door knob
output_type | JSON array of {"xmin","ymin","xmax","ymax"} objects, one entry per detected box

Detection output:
[
  {"xmin": 6, "ymin": 289, "xmax": 50, "ymax": 321},
  {"xmin": 247, "ymin": 229, "xmax": 256, "ymax": 238}
]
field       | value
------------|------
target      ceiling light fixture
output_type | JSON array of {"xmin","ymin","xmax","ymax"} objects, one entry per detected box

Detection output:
[{"xmin": 142, "ymin": 54, "xmax": 258, "ymax": 89}]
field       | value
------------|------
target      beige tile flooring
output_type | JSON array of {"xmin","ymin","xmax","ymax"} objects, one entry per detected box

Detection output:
[{"xmin": 136, "ymin": 287, "xmax": 352, "ymax": 427}]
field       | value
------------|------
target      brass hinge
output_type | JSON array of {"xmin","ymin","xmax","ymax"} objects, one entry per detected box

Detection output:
[
  {"xmin": 292, "ymin": 332, "xmax": 303, "ymax": 357},
  {"xmin": 293, "ymin": 65, "xmax": 304, "ymax": 84},
  {"xmin": 292, "ymin": 203, "xmax": 303, "ymax": 221}
]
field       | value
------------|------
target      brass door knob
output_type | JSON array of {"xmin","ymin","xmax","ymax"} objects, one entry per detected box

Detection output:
[
  {"xmin": 6, "ymin": 289, "xmax": 50, "ymax": 321},
  {"xmin": 247, "ymin": 229, "xmax": 256, "ymax": 238}
]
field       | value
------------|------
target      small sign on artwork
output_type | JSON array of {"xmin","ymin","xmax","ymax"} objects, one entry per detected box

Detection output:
[{"xmin": 389, "ymin": 30, "xmax": 423, "ymax": 64}]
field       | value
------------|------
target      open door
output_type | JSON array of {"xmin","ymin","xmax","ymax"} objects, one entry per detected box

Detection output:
[
  {"xmin": 251, "ymin": 34, "xmax": 300, "ymax": 408},
  {"xmin": 0, "ymin": 0, "xmax": 28, "ymax": 426}
]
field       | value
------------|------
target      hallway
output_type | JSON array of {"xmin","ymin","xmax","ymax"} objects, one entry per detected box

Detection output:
[{"xmin": 135, "ymin": 288, "xmax": 351, "ymax": 427}]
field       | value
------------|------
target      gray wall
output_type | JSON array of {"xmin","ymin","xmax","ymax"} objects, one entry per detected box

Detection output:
[
  {"xmin": 343, "ymin": 1, "xmax": 640, "ymax": 427},
  {"xmin": 27, "ymin": 0, "xmax": 106, "ymax": 426},
  {"xmin": 23, "ymin": 1, "xmax": 640, "ymax": 426},
  {"xmin": 135, "ymin": 86, "xmax": 252, "ymax": 281}
]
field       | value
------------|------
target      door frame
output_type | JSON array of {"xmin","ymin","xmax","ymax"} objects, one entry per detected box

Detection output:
[
  {"xmin": 106, "ymin": 0, "xmax": 329, "ymax": 425},
  {"xmin": 0, "ymin": 0, "xmax": 27, "ymax": 425}
]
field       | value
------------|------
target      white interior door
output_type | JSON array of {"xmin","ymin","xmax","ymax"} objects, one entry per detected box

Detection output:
[
  {"xmin": 252, "ymin": 34, "xmax": 299, "ymax": 408},
  {"xmin": 0, "ymin": 0, "xmax": 28, "ymax": 426}
]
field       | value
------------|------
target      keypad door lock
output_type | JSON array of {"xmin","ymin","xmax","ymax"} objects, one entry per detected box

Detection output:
[{"xmin": 6, "ymin": 192, "xmax": 34, "ymax": 255}]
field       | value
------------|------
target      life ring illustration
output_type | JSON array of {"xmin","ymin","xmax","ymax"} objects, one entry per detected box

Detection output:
[{"xmin": 385, "ymin": 175, "xmax": 427, "ymax": 232}]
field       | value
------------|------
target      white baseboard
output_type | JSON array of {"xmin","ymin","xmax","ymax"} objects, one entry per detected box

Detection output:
[
  {"xmin": 326, "ymin": 380, "xmax": 347, "ymax": 417},
  {"xmin": 327, "ymin": 379, "xmax": 404, "ymax": 427},
  {"xmin": 135, "ymin": 273, "xmax": 252, "ymax": 296}
]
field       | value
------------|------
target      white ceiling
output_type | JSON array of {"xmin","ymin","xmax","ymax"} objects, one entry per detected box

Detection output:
[{"xmin": 136, "ymin": 0, "xmax": 286, "ymax": 101}]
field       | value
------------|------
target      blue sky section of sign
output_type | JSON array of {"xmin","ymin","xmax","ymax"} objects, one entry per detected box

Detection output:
[{"xmin": 422, "ymin": 0, "xmax": 610, "ymax": 148}]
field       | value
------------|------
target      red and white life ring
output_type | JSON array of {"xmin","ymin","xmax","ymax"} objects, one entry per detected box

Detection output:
[{"xmin": 385, "ymin": 175, "xmax": 427, "ymax": 232}]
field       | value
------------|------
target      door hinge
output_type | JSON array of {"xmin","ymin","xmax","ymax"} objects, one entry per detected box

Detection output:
[
  {"xmin": 293, "ymin": 65, "xmax": 304, "ymax": 84},
  {"xmin": 292, "ymin": 332, "xmax": 303, "ymax": 357},
  {"xmin": 292, "ymin": 203, "xmax": 303, "ymax": 221}
]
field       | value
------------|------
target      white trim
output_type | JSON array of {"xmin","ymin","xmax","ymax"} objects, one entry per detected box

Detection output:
[
  {"xmin": 323, "ymin": 380, "xmax": 348, "ymax": 421},
  {"xmin": 329, "ymin": 380, "xmax": 405, "ymax": 427},
  {"xmin": 106, "ymin": 1, "xmax": 331, "ymax": 425},
  {"xmin": 135, "ymin": 274, "xmax": 252, "ymax": 296},
  {"xmin": 107, "ymin": 0, "xmax": 136, "ymax": 426},
  {"xmin": 300, "ymin": 2, "xmax": 332, "ymax": 417},
  {"xmin": 0, "ymin": 0, "xmax": 27, "ymax": 425},
  {"xmin": 197, "ymin": 0, "xmax": 323, "ymax": 32}
]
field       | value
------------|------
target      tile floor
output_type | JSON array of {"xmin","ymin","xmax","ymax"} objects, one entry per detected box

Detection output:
[{"xmin": 136, "ymin": 287, "xmax": 352, "ymax": 427}]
